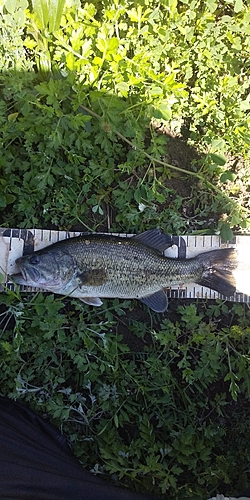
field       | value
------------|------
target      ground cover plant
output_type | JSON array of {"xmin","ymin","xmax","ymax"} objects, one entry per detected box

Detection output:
[{"xmin": 1, "ymin": 0, "xmax": 250, "ymax": 498}]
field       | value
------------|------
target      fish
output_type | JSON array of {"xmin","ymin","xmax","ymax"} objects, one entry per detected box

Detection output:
[{"xmin": 12, "ymin": 229, "xmax": 237, "ymax": 313}]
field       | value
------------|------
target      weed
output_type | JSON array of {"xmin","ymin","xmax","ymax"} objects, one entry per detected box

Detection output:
[
  {"xmin": 1, "ymin": 1, "xmax": 250, "ymax": 498},
  {"xmin": 1, "ymin": 294, "xmax": 250, "ymax": 498},
  {"xmin": 0, "ymin": 0, "xmax": 249, "ymax": 234}
]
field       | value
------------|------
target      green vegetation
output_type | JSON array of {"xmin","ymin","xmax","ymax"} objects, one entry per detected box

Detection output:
[
  {"xmin": 1, "ymin": 0, "xmax": 250, "ymax": 498},
  {"xmin": 1, "ymin": 292, "xmax": 250, "ymax": 499},
  {"xmin": 1, "ymin": 0, "xmax": 250, "ymax": 234}
]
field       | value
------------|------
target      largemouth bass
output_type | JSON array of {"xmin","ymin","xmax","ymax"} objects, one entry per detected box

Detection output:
[{"xmin": 13, "ymin": 230, "xmax": 237, "ymax": 312}]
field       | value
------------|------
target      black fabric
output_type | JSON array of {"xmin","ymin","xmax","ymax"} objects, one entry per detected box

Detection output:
[{"xmin": 0, "ymin": 397, "xmax": 161, "ymax": 500}]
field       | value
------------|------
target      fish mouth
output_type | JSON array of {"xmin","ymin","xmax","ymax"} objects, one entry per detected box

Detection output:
[
  {"xmin": 10, "ymin": 273, "xmax": 25, "ymax": 284},
  {"xmin": 15, "ymin": 262, "xmax": 41, "ymax": 284}
]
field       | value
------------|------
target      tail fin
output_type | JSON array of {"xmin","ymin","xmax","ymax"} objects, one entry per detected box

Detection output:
[{"xmin": 197, "ymin": 248, "xmax": 237, "ymax": 297}]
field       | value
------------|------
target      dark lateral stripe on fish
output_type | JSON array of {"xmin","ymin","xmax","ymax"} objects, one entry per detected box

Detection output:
[{"xmin": 12, "ymin": 230, "xmax": 238, "ymax": 311}]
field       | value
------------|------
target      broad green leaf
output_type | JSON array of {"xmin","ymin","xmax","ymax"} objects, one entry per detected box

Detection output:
[
  {"xmin": 3, "ymin": 13, "xmax": 13, "ymax": 24},
  {"xmin": 210, "ymin": 138, "xmax": 227, "ymax": 152},
  {"xmin": 4, "ymin": 0, "xmax": 17, "ymax": 14},
  {"xmin": 93, "ymin": 56, "xmax": 103, "ymax": 66},
  {"xmin": 219, "ymin": 222, "xmax": 234, "ymax": 242},
  {"xmin": 127, "ymin": 7, "xmax": 139, "ymax": 22},
  {"xmin": 5, "ymin": 193, "xmax": 16, "ymax": 204},
  {"xmin": 230, "ymin": 214, "xmax": 241, "ymax": 226},
  {"xmin": 116, "ymin": 82, "xmax": 130, "ymax": 94},
  {"xmin": 92, "ymin": 205, "xmax": 103, "ymax": 215},
  {"xmin": 1, "ymin": 341, "xmax": 13, "ymax": 354},
  {"xmin": 96, "ymin": 38, "xmax": 107, "ymax": 53},
  {"xmin": 240, "ymin": 218, "xmax": 250, "ymax": 228},
  {"xmin": 168, "ymin": 0, "xmax": 178, "ymax": 13},
  {"xmin": 241, "ymin": 12, "xmax": 250, "ymax": 33},
  {"xmin": 220, "ymin": 170, "xmax": 236, "ymax": 183},
  {"xmin": 21, "ymin": 102, "xmax": 30, "ymax": 117},
  {"xmin": 239, "ymin": 95, "xmax": 250, "ymax": 111},
  {"xmin": 81, "ymin": 39, "xmax": 92, "ymax": 57},
  {"xmin": 149, "ymin": 86, "xmax": 163, "ymax": 97},
  {"xmin": 234, "ymin": 0, "xmax": 243, "ymax": 13},
  {"xmin": 237, "ymin": 129, "xmax": 250, "ymax": 146},
  {"xmin": 210, "ymin": 153, "xmax": 227, "ymax": 166},
  {"xmin": 14, "ymin": 8, "xmax": 26, "ymax": 26},
  {"xmin": 205, "ymin": 0, "xmax": 217, "ymax": 13},
  {"xmin": 153, "ymin": 103, "xmax": 172, "ymax": 120},
  {"xmin": 31, "ymin": 0, "xmax": 66, "ymax": 31},
  {"xmin": 231, "ymin": 36, "xmax": 242, "ymax": 50},
  {"xmin": 48, "ymin": 0, "xmax": 66, "ymax": 31},
  {"xmin": 8, "ymin": 112, "xmax": 19, "ymax": 122},
  {"xmin": 107, "ymin": 37, "xmax": 119, "ymax": 53},
  {"xmin": 32, "ymin": 0, "xmax": 49, "ymax": 30}
]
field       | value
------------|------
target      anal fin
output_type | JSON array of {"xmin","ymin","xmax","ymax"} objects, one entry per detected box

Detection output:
[{"xmin": 139, "ymin": 289, "xmax": 168, "ymax": 312}]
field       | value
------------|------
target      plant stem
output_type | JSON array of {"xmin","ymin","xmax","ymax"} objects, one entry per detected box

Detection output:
[{"xmin": 75, "ymin": 100, "xmax": 250, "ymax": 218}]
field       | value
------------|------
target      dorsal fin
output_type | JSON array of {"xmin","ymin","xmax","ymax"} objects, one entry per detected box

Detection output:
[{"xmin": 133, "ymin": 229, "xmax": 172, "ymax": 255}]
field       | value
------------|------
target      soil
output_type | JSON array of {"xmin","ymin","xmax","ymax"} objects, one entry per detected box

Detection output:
[{"xmin": 2, "ymin": 126, "xmax": 250, "ymax": 497}]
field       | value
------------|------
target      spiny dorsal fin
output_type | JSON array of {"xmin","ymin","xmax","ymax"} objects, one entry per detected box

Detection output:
[{"xmin": 133, "ymin": 229, "xmax": 172, "ymax": 255}]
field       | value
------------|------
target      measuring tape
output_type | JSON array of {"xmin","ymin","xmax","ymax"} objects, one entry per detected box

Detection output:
[{"xmin": 0, "ymin": 228, "xmax": 249, "ymax": 303}]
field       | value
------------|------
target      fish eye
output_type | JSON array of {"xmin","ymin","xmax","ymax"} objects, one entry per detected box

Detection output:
[{"xmin": 30, "ymin": 255, "xmax": 40, "ymax": 265}]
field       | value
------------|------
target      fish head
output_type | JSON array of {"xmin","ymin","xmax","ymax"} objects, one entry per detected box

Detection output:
[{"xmin": 15, "ymin": 248, "xmax": 75, "ymax": 289}]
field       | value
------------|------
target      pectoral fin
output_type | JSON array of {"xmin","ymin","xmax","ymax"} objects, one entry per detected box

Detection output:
[
  {"xmin": 139, "ymin": 289, "xmax": 168, "ymax": 312},
  {"xmin": 78, "ymin": 269, "xmax": 107, "ymax": 286},
  {"xmin": 79, "ymin": 297, "xmax": 103, "ymax": 306}
]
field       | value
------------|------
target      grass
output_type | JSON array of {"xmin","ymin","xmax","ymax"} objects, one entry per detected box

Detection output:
[{"xmin": 1, "ymin": 0, "xmax": 250, "ymax": 498}]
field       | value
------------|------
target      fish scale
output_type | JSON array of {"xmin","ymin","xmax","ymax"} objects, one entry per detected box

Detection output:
[
  {"xmin": 13, "ymin": 230, "xmax": 237, "ymax": 313},
  {"xmin": 57, "ymin": 237, "xmax": 198, "ymax": 294}
]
